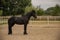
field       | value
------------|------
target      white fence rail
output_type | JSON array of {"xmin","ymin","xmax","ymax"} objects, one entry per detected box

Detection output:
[
  {"xmin": 0, "ymin": 16, "xmax": 60, "ymax": 20},
  {"xmin": 0, "ymin": 16, "xmax": 60, "ymax": 24}
]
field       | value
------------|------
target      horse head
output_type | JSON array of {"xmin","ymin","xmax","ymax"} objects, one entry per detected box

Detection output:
[{"xmin": 31, "ymin": 10, "xmax": 37, "ymax": 18}]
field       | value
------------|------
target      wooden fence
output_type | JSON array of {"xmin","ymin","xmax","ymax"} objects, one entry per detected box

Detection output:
[
  {"xmin": 0, "ymin": 16, "xmax": 60, "ymax": 24},
  {"xmin": 0, "ymin": 16, "xmax": 60, "ymax": 20}
]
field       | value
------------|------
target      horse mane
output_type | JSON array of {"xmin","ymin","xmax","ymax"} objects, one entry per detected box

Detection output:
[{"xmin": 25, "ymin": 10, "xmax": 35, "ymax": 16}]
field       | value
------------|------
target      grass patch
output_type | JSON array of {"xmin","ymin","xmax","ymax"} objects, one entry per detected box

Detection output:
[{"xmin": 0, "ymin": 10, "xmax": 3, "ymax": 16}]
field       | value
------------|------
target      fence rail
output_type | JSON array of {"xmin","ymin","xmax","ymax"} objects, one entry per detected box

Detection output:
[
  {"xmin": 0, "ymin": 16, "xmax": 60, "ymax": 20},
  {"xmin": 0, "ymin": 16, "xmax": 60, "ymax": 24},
  {"xmin": 37, "ymin": 16, "xmax": 60, "ymax": 21}
]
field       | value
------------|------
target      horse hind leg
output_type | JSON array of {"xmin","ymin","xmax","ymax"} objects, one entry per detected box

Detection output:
[{"xmin": 8, "ymin": 23, "xmax": 14, "ymax": 35}]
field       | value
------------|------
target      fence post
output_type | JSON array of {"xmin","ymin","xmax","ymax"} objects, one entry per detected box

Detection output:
[{"xmin": 47, "ymin": 16, "xmax": 49, "ymax": 25}]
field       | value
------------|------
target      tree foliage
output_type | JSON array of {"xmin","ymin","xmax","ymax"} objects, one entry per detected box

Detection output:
[
  {"xmin": 1, "ymin": 1, "xmax": 60, "ymax": 16},
  {"xmin": 37, "ymin": 8, "xmax": 45, "ymax": 16},
  {"xmin": 45, "ymin": 4, "xmax": 60, "ymax": 16},
  {"xmin": 1, "ymin": 0, "xmax": 31, "ymax": 16}
]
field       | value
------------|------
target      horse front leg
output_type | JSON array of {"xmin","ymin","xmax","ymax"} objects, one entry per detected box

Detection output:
[
  {"xmin": 24, "ymin": 24, "xmax": 28, "ymax": 35},
  {"xmin": 8, "ymin": 26, "xmax": 12, "ymax": 35}
]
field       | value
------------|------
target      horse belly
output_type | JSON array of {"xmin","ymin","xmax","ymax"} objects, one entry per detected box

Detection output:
[{"xmin": 15, "ymin": 20, "xmax": 24, "ymax": 25}]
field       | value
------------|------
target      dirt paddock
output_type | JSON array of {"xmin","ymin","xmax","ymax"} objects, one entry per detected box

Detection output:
[{"xmin": 0, "ymin": 21, "xmax": 60, "ymax": 40}]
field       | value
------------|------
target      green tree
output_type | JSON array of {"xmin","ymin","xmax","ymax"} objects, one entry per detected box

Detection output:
[
  {"xmin": 46, "ymin": 4, "xmax": 60, "ymax": 16},
  {"xmin": 1, "ymin": 0, "xmax": 31, "ymax": 16},
  {"xmin": 45, "ymin": 7, "xmax": 54, "ymax": 15},
  {"xmin": 25, "ymin": 6, "xmax": 37, "ymax": 13},
  {"xmin": 53, "ymin": 4, "xmax": 60, "ymax": 16},
  {"xmin": 37, "ymin": 8, "xmax": 45, "ymax": 16}
]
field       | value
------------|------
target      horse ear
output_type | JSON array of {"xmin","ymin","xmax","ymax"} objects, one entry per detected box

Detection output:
[{"xmin": 32, "ymin": 10, "xmax": 35, "ymax": 13}]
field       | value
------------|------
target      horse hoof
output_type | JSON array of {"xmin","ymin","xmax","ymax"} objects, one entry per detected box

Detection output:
[
  {"xmin": 24, "ymin": 33, "xmax": 28, "ymax": 35},
  {"xmin": 8, "ymin": 33, "xmax": 12, "ymax": 35}
]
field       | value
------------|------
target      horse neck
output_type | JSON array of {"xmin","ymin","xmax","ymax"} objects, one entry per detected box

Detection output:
[{"xmin": 25, "ymin": 13, "xmax": 32, "ymax": 20}]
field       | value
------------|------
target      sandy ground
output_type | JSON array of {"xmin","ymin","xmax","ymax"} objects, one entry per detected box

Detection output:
[{"xmin": 0, "ymin": 21, "xmax": 60, "ymax": 40}]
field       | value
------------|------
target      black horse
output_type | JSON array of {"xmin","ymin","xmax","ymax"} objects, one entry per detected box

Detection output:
[{"xmin": 8, "ymin": 10, "xmax": 37, "ymax": 35}]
